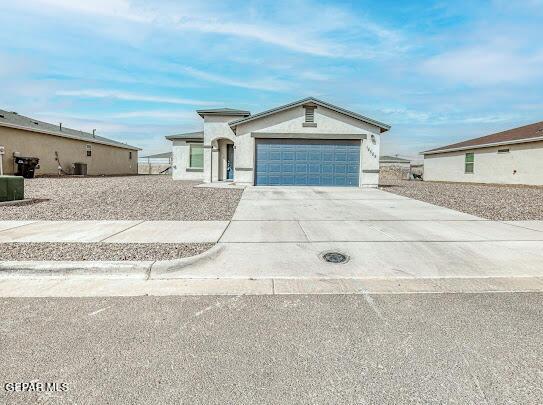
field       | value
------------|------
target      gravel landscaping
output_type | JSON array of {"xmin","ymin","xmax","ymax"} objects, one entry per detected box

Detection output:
[
  {"xmin": 0, "ymin": 242, "xmax": 213, "ymax": 261},
  {"xmin": 0, "ymin": 176, "xmax": 243, "ymax": 221},
  {"xmin": 381, "ymin": 179, "xmax": 543, "ymax": 220}
]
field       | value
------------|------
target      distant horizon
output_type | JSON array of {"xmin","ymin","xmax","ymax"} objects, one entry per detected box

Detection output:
[{"xmin": 1, "ymin": 1, "xmax": 541, "ymax": 159}]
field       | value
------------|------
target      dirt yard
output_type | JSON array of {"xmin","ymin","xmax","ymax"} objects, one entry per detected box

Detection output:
[
  {"xmin": 0, "ymin": 176, "xmax": 243, "ymax": 221},
  {"xmin": 381, "ymin": 179, "xmax": 543, "ymax": 220}
]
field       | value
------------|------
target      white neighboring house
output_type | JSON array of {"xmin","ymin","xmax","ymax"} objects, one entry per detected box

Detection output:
[
  {"xmin": 165, "ymin": 97, "xmax": 390, "ymax": 187},
  {"xmin": 422, "ymin": 121, "xmax": 543, "ymax": 185}
]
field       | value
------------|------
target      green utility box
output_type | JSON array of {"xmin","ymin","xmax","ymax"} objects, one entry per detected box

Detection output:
[{"xmin": 0, "ymin": 176, "xmax": 24, "ymax": 202}]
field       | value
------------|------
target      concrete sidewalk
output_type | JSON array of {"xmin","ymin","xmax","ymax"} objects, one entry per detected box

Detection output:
[
  {"xmin": 0, "ymin": 220, "xmax": 228, "ymax": 243},
  {"xmin": 1, "ymin": 186, "xmax": 543, "ymax": 296}
]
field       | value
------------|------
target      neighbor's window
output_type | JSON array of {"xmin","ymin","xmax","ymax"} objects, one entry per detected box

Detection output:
[
  {"xmin": 189, "ymin": 143, "xmax": 204, "ymax": 169},
  {"xmin": 465, "ymin": 152, "xmax": 474, "ymax": 173},
  {"xmin": 86, "ymin": 144, "xmax": 92, "ymax": 157},
  {"xmin": 498, "ymin": 148, "xmax": 510, "ymax": 154}
]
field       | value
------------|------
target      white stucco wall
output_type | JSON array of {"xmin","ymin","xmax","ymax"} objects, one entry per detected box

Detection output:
[
  {"xmin": 171, "ymin": 140, "xmax": 204, "ymax": 181},
  {"xmin": 424, "ymin": 141, "xmax": 543, "ymax": 185},
  {"xmin": 233, "ymin": 105, "xmax": 382, "ymax": 187},
  {"xmin": 202, "ymin": 115, "xmax": 237, "ymax": 183}
]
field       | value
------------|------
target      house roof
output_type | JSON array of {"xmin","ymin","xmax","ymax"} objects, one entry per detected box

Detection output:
[
  {"xmin": 196, "ymin": 108, "xmax": 250, "ymax": 118},
  {"xmin": 423, "ymin": 121, "xmax": 543, "ymax": 155},
  {"xmin": 165, "ymin": 131, "xmax": 204, "ymax": 141},
  {"xmin": 380, "ymin": 155, "xmax": 411, "ymax": 163},
  {"xmin": 141, "ymin": 152, "xmax": 172, "ymax": 159},
  {"xmin": 0, "ymin": 109, "xmax": 140, "ymax": 150},
  {"xmin": 228, "ymin": 97, "xmax": 391, "ymax": 132}
]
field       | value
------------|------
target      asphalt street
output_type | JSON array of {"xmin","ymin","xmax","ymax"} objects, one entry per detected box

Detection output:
[{"xmin": 1, "ymin": 293, "xmax": 542, "ymax": 404}]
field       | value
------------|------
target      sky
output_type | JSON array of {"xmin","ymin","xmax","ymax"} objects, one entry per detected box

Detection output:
[{"xmin": 1, "ymin": 0, "xmax": 542, "ymax": 159}]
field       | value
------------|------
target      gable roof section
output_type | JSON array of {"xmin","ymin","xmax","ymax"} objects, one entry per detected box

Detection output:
[
  {"xmin": 0, "ymin": 109, "xmax": 140, "ymax": 150},
  {"xmin": 165, "ymin": 131, "xmax": 204, "ymax": 141},
  {"xmin": 196, "ymin": 108, "xmax": 250, "ymax": 118},
  {"xmin": 423, "ymin": 121, "xmax": 543, "ymax": 155},
  {"xmin": 228, "ymin": 97, "xmax": 391, "ymax": 132}
]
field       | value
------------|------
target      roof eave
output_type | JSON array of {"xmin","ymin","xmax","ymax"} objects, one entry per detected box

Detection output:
[
  {"xmin": 228, "ymin": 97, "xmax": 391, "ymax": 132},
  {"xmin": 196, "ymin": 110, "xmax": 250, "ymax": 118},
  {"xmin": 0, "ymin": 121, "xmax": 141, "ymax": 150},
  {"xmin": 165, "ymin": 132, "xmax": 204, "ymax": 141},
  {"xmin": 422, "ymin": 135, "xmax": 543, "ymax": 155}
]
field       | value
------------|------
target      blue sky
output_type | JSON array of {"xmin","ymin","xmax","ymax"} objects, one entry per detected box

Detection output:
[{"xmin": 1, "ymin": 0, "xmax": 542, "ymax": 159}]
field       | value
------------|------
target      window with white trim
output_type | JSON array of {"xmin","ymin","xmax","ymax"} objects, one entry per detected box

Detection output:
[
  {"xmin": 465, "ymin": 152, "xmax": 474, "ymax": 173},
  {"xmin": 86, "ymin": 144, "xmax": 92, "ymax": 157},
  {"xmin": 189, "ymin": 143, "xmax": 203, "ymax": 169}
]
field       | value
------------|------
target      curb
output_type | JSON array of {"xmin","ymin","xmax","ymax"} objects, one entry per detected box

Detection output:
[
  {"xmin": 0, "ymin": 276, "xmax": 542, "ymax": 297},
  {"xmin": 0, "ymin": 260, "xmax": 153, "ymax": 279},
  {"xmin": 149, "ymin": 244, "xmax": 226, "ymax": 279},
  {"xmin": 0, "ymin": 243, "xmax": 225, "ymax": 280}
]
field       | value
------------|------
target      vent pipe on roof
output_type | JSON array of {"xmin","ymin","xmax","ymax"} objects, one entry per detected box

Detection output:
[
  {"xmin": 59, "ymin": 123, "xmax": 62, "ymax": 131},
  {"xmin": 92, "ymin": 129, "xmax": 96, "ymax": 137}
]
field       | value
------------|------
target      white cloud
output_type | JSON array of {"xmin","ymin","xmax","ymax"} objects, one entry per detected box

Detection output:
[
  {"xmin": 180, "ymin": 67, "xmax": 290, "ymax": 92},
  {"xmin": 29, "ymin": 0, "xmax": 151, "ymax": 22},
  {"xmin": 109, "ymin": 110, "xmax": 198, "ymax": 120},
  {"xmin": 422, "ymin": 44, "xmax": 543, "ymax": 85},
  {"xmin": 19, "ymin": 0, "xmax": 404, "ymax": 59},
  {"xmin": 56, "ymin": 89, "xmax": 220, "ymax": 106}
]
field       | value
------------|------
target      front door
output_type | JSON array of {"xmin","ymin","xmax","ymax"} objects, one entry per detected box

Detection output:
[{"xmin": 226, "ymin": 144, "xmax": 234, "ymax": 180}]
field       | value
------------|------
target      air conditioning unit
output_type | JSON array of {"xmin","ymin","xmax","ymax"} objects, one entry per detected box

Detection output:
[{"xmin": 73, "ymin": 162, "xmax": 88, "ymax": 176}]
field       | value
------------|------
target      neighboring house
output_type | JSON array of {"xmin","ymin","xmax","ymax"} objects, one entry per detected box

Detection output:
[
  {"xmin": 379, "ymin": 155, "xmax": 411, "ymax": 180},
  {"xmin": 422, "ymin": 121, "xmax": 543, "ymax": 185},
  {"xmin": 165, "ymin": 97, "xmax": 390, "ymax": 187},
  {"xmin": 139, "ymin": 152, "xmax": 172, "ymax": 174},
  {"xmin": 0, "ymin": 109, "xmax": 139, "ymax": 176}
]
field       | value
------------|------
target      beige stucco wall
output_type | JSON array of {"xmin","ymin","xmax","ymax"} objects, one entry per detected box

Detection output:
[
  {"xmin": 0, "ymin": 126, "xmax": 138, "ymax": 176},
  {"xmin": 233, "ymin": 105, "xmax": 382, "ymax": 187},
  {"xmin": 424, "ymin": 141, "xmax": 543, "ymax": 185},
  {"xmin": 171, "ymin": 105, "xmax": 384, "ymax": 187},
  {"xmin": 171, "ymin": 139, "xmax": 204, "ymax": 181}
]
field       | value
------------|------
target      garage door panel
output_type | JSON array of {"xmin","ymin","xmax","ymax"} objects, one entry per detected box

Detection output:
[
  {"xmin": 309, "ymin": 164, "xmax": 321, "ymax": 174},
  {"xmin": 296, "ymin": 164, "xmax": 308, "ymax": 173},
  {"xmin": 282, "ymin": 164, "xmax": 294, "ymax": 173},
  {"xmin": 255, "ymin": 139, "xmax": 360, "ymax": 187},
  {"xmin": 347, "ymin": 164, "xmax": 359, "ymax": 174}
]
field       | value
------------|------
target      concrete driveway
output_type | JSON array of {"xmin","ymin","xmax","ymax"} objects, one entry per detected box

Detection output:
[{"xmin": 156, "ymin": 186, "xmax": 543, "ymax": 281}]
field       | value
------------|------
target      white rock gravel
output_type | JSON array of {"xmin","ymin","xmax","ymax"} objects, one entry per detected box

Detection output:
[
  {"xmin": 0, "ymin": 243, "xmax": 213, "ymax": 261},
  {"xmin": 0, "ymin": 176, "xmax": 243, "ymax": 221},
  {"xmin": 381, "ymin": 180, "xmax": 543, "ymax": 220}
]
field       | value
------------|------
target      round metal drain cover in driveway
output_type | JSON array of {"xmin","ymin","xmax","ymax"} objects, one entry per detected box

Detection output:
[{"xmin": 321, "ymin": 251, "xmax": 349, "ymax": 264}]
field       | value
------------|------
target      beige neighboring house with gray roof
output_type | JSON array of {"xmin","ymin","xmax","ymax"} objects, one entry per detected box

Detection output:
[
  {"xmin": 422, "ymin": 121, "xmax": 543, "ymax": 185},
  {"xmin": 166, "ymin": 97, "xmax": 390, "ymax": 187},
  {"xmin": 0, "ymin": 109, "xmax": 140, "ymax": 176}
]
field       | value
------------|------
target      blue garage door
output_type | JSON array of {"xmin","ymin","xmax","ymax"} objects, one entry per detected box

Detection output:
[{"xmin": 255, "ymin": 139, "xmax": 360, "ymax": 186}]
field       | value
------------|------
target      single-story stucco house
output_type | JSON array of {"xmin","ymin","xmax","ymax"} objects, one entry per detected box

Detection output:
[
  {"xmin": 422, "ymin": 121, "xmax": 543, "ymax": 185},
  {"xmin": 0, "ymin": 109, "xmax": 139, "ymax": 176},
  {"xmin": 379, "ymin": 155, "xmax": 411, "ymax": 180},
  {"xmin": 165, "ymin": 97, "xmax": 390, "ymax": 187}
]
